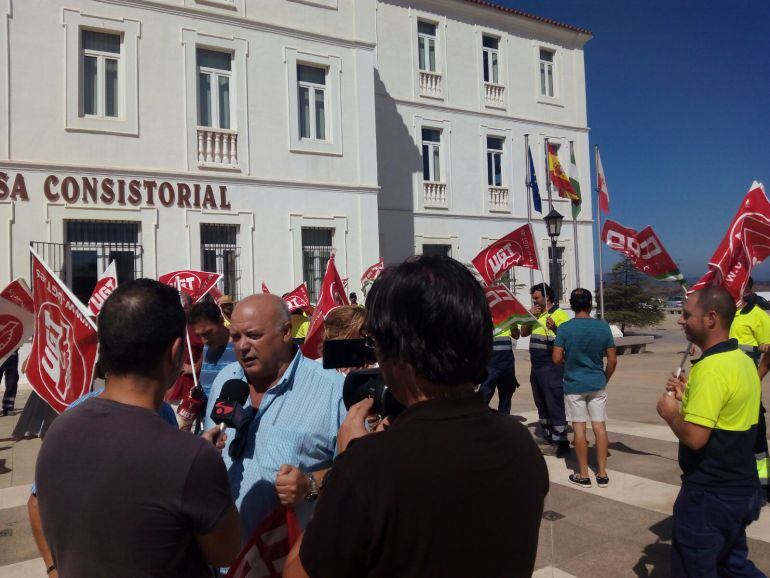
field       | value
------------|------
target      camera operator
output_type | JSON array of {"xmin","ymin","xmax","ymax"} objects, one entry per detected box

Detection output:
[{"xmin": 284, "ymin": 255, "xmax": 549, "ymax": 578}]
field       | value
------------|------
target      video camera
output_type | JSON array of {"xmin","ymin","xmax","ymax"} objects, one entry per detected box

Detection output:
[{"xmin": 322, "ymin": 339, "xmax": 405, "ymax": 420}]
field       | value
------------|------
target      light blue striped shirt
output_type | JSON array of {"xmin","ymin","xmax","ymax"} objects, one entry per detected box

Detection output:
[{"xmin": 204, "ymin": 350, "xmax": 346, "ymax": 543}]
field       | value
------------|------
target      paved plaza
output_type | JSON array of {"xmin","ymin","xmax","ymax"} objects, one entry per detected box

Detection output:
[{"xmin": 0, "ymin": 316, "xmax": 768, "ymax": 577}]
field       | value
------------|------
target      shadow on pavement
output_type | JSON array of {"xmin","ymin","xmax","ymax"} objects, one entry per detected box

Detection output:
[{"xmin": 632, "ymin": 517, "xmax": 672, "ymax": 577}]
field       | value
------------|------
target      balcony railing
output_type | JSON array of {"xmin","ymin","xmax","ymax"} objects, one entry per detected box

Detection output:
[
  {"xmin": 489, "ymin": 186, "xmax": 510, "ymax": 212},
  {"xmin": 419, "ymin": 70, "xmax": 442, "ymax": 98},
  {"xmin": 197, "ymin": 127, "xmax": 238, "ymax": 168},
  {"xmin": 423, "ymin": 181, "xmax": 447, "ymax": 208},
  {"xmin": 484, "ymin": 82, "xmax": 505, "ymax": 105}
]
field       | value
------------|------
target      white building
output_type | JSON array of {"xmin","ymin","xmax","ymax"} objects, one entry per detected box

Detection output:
[
  {"xmin": 0, "ymin": 0, "xmax": 593, "ymax": 305},
  {"xmin": 375, "ymin": 0, "xmax": 593, "ymax": 300}
]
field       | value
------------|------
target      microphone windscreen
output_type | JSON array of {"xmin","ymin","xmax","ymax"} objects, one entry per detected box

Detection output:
[{"xmin": 219, "ymin": 379, "xmax": 249, "ymax": 405}]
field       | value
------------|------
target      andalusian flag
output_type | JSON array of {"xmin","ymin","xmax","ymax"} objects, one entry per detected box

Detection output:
[
  {"xmin": 568, "ymin": 147, "xmax": 582, "ymax": 218},
  {"xmin": 548, "ymin": 144, "xmax": 577, "ymax": 201}
]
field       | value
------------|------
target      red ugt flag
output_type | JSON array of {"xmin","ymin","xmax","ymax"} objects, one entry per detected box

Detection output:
[
  {"xmin": 301, "ymin": 254, "xmax": 349, "ymax": 359},
  {"xmin": 87, "ymin": 261, "xmax": 118, "ymax": 316},
  {"xmin": 159, "ymin": 270, "xmax": 222, "ymax": 303},
  {"xmin": 691, "ymin": 181, "xmax": 770, "ymax": 301},
  {"xmin": 226, "ymin": 506, "xmax": 301, "ymax": 578},
  {"xmin": 1, "ymin": 278, "xmax": 33, "ymax": 313},
  {"xmin": 27, "ymin": 249, "xmax": 99, "ymax": 414},
  {"xmin": 0, "ymin": 297, "xmax": 34, "ymax": 366},
  {"xmin": 471, "ymin": 224, "xmax": 539, "ymax": 287},
  {"xmin": 601, "ymin": 220, "xmax": 684, "ymax": 284},
  {"xmin": 282, "ymin": 283, "xmax": 311, "ymax": 314}
]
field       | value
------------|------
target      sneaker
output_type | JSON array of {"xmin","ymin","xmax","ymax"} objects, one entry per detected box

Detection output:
[
  {"xmin": 568, "ymin": 473, "xmax": 591, "ymax": 488},
  {"xmin": 555, "ymin": 441, "xmax": 571, "ymax": 458},
  {"xmin": 596, "ymin": 475, "xmax": 609, "ymax": 488}
]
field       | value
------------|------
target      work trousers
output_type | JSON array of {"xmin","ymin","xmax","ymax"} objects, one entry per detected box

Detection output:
[
  {"xmin": 530, "ymin": 360, "xmax": 567, "ymax": 443},
  {"xmin": 755, "ymin": 404, "xmax": 768, "ymax": 495},
  {"xmin": 0, "ymin": 351, "xmax": 18, "ymax": 414},
  {"xmin": 672, "ymin": 487, "xmax": 765, "ymax": 578},
  {"xmin": 479, "ymin": 349, "xmax": 519, "ymax": 415}
]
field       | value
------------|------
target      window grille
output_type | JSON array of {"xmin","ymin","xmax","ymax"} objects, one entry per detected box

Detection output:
[
  {"xmin": 201, "ymin": 224, "xmax": 240, "ymax": 300},
  {"xmin": 302, "ymin": 228, "xmax": 333, "ymax": 303}
]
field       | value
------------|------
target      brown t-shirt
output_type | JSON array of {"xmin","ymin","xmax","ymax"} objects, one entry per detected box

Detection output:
[
  {"xmin": 300, "ymin": 392, "xmax": 550, "ymax": 578},
  {"xmin": 36, "ymin": 397, "xmax": 233, "ymax": 578}
]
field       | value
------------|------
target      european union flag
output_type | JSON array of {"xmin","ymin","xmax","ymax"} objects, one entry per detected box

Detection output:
[{"xmin": 527, "ymin": 146, "xmax": 542, "ymax": 214}]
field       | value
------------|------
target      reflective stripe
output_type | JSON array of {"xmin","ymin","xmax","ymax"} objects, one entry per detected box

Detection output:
[
  {"xmin": 740, "ymin": 344, "xmax": 759, "ymax": 353},
  {"xmin": 529, "ymin": 342, "xmax": 551, "ymax": 350},
  {"xmin": 493, "ymin": 345, "xmax": 511, "ymax": 351}
]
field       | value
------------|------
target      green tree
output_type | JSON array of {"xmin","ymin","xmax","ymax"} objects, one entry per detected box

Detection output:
[{"xmin": 603, "ymin": 257, "xmax": 665, "ymax": 333}]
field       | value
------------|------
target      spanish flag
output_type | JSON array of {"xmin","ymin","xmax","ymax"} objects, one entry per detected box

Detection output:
[{"xmin": 548, "ymin": 144, "xmax": 577, "ymax": 201}]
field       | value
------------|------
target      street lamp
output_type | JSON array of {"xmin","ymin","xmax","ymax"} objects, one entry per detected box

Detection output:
[{"xmin": 543, "ymin": 208, "xmax": 564, "ymax": 302}]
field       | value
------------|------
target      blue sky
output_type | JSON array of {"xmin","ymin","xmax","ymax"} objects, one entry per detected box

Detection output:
[{"xmin": 498, "ymin": 0, "xmax": 770, "ymax": 278}]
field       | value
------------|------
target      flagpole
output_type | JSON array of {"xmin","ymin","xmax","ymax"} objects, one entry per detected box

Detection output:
[
  {"xmin": 544, "ymin": 138, "xmax": 554, "ymax": 210},
  {"xmin": 525, "ymin": 134, "xmax": 534, "ymax": 287},
  {"xmin": 595, "ymin": 144, "xmax": 605, "ymax": 319},
  {"xmin": 570, "ymin": 141, "xmax": 581, "ymax": 288}
]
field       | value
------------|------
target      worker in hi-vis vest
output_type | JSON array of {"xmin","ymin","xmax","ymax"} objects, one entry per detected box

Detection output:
[
  {"xmin": 520, "ymin": 282, "xmax": 571, "ymax": 457},
  {"xmin": 730, "ymin": 277, "xmax": 770, "ymax": 499}
]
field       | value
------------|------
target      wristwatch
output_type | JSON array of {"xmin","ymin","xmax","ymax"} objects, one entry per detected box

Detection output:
[
  {"xmin": 304, "ymin": 472, "xmax": 319, "ymax": 502},
  {"xmin": 46, "ymin": 563, "xmax": 56, "ymax": 575}
]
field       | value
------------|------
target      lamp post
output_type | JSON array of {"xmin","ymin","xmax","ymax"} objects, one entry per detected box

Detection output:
[{"xmin": 544, "ymin": 208, "xmax": 564, "ymax": 303}]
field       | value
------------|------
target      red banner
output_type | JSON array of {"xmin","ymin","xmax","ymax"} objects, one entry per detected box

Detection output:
[
  {"xmin": 691, "ymin": 182, "xmax": 770, "ymax": 301},
  {"xmin": 27, "ymin": 250, "xmax": 98, "ymax": 414},
  {"xmin": 301, "ymin": 254, "xmax": 349, "ymax": 359},
  {"xmin": 158, "ymin": 270, "xmax": 222, "ymax": 303},
  {"xmin": 360, "ymin": 258, "xmax": 384, "ymax": 288},
  {"xmin": 0, "ymin": 298, "xmax": 34, "ymax": 366},
  {"xmin": 471, "ymin": 224, "xmax": 539, "ymax": 287},
  {"xmin": 282, "ymin": 284, "xmax": 310, "ymax": 314},
  {"xmin": 87, "ymin": 261, "xmax": 117, "ymax": 316},
  {"xmin": 484, "ymin": 285, "xmax": 539, "ymax": 335},
  {"xmin": 0, "ymin": 278, "xmax": 33, "ymax": 313},
  {"xmin": 601, "ymin": 219, "xmax": 685, "ymax": 284},
  {"xmin": 226, "ymin": 507, "xmax": 301, "ymax": 578}
]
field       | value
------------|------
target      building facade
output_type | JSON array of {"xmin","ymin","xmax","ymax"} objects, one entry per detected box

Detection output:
[
  {"xmin": 0, "ymin": 0, "xmax": 592, "ymax": 305},
  {"xmin": 375, "ymin": 0, "xmax": 593, "ymax": 300}
]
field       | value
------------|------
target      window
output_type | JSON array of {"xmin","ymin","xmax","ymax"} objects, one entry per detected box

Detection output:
[
  {"xmin": 487, "ymin": 137, "xmax": 504, "ymax": 187},
  {"xmin": 197, "ymin": 48, "xmax": 232, "ymax": 129},
  {"xmin": 539, "ymin": 48, "xmax": 555, "ymax": 97},
  {"xmin": 81, "ymin": 30, "xmax": 121, "ymax": 118},
  {"xmin": 422, "ymin": 244, "xmax": 451, "ymax": 257},
  {"xmin": 201, "ymin": 224, "xmax": 240, "ymax": 300},
  {"xmin": 422, "ymin": 128, "xmax": 441, "ymax": 182},
  {"xmin": 482, "ymin": 36, "xmax": 499, "ymax": 84},
  {"xmin": 297, "ymin": 64, "xmax": 327, "ymax": 141},
  {"xmin": 62, "ymin": 220, "xmax": 141, "ymax": 304},
  {"xmin": 417, "ymin": 21, "xmax": 437, "ymax": 72},
  {"xmin": 302, "ymin": 228, "xmax": 333, "ymax": 302}
]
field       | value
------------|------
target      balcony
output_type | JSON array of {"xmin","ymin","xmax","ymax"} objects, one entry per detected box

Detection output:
[
  {"xmin": 423, "ymin": 181, "xmax": 447, "ymax": 208},
  {"xmin": 484, "ymin": 83, "xmax": 505, "ymax": 106},
  {"xmin": 197, "ymin": 127, "xmax": 239, "ymax": 169},
  {"xmin": 489, "ymin": 186, "xmax": 510, "ymax": 212},
  {"xmin": 419, "ymin": 70, "xmax": 442, "ymax": 98}
]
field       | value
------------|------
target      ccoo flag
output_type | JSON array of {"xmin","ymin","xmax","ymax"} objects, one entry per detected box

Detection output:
[
  {"xmin": 471, "ymin": 224, "xmax": 540, "ymax": 287},
  {"xmin": 527, "ymin": 146, "xmax": 542, "ymax": 214},
  {"xmin": 690, "ymin": 181, "xmax": 770, "ymax": 301},
  {"xmin": 485, "ymin": 285, "xmax": 539, "ymax": 336},
  {"xmin": 602, "ymin": 220, "xmax": 685, "ymax": 284}
]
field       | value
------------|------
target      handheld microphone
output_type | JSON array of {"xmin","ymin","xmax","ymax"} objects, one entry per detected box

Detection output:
[{"xmin": 210, "ymin": 379, "xmax": 250, "ymax": 431}]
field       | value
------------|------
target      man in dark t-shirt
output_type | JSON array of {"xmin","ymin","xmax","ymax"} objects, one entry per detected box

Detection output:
[
  {"xmin": 35, "ymin": 279, "xmax": 240, "ymax": 577},
  {"xmin": 284, "ymin": 255, "xmax": 549, "ymax": 578}
]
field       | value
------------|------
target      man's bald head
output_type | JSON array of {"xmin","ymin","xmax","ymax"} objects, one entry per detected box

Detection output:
[
  {"xmin": 229, "ymin": 293, "xmax": 294, "ymax": 386},
  {"xmin": 233, "ymin": 294, "xmax": 290, "ymax": 329}
]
